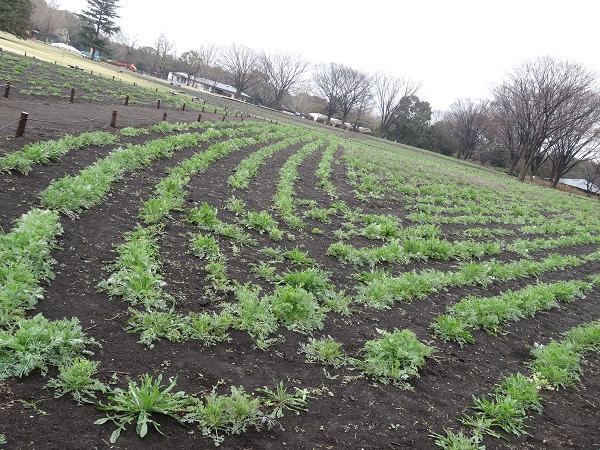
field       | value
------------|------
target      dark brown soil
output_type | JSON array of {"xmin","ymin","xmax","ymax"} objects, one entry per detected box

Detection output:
[{"xmin": 1, "ymin": 94, "xmax": 599, "ymax": 450}]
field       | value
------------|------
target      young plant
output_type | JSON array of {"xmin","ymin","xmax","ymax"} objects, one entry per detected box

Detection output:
[
  {"xmin": 226, "ymin": 283, "xmax": 277, "ymax": 348},
  {"xmin": 257, "ymin": 381, "xmax": 311, "ymax": 418},
  {"xmin": 354, "ymin": 328, "xmax": 435, "ymax": 388},
  {"xmin": 0, "ymin": 314, "xmax": 98, "ymax": 380},
  {"xmin": 299, "ymin": 336, "xmax": 347, "ymax": 368},
  {"xmin": 429, "ymin": 428, "xmax": 484, "ymax": 450},
  {"xmin": 46, "ymin": 357, "xmax": 107, "ymax": 404},
  {"xmin": 95, "ymin": 374, "xmax": 192, "ymax": 443},
  {"xmin": 269, "ymin": 286, "xmax": 326, "ymax": 334},
  {"xmin": 182, "ymin": 385, "xmax": 268, "ymax": 447}
]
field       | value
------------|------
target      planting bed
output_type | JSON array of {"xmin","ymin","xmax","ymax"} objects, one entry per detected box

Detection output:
[{"xmin": 1, "ymin": 89, "xmax": 599, "ymax": 450}]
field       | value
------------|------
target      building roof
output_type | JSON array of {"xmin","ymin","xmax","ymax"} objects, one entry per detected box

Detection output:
[
  {"xmin": 559, "ymin": 178, "xmax": 600, "ymax": 194},
  {"xmin": 170, "ymin": 72, "xmax": 250, "ymax": 98}
]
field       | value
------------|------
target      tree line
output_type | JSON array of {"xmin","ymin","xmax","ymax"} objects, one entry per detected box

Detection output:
[{"xmin": 2, "ymin": 0, "xmax": 599, "ymax": 189}]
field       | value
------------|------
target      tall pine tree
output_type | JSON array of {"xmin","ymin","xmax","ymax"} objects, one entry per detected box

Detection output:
[
  {"xmin": 0, "ymin": 0, "xmax": 34, "ymax": 39},
  {"xmin": 77, "ymin": 0, "xmax": 120, "ymax": 59}
]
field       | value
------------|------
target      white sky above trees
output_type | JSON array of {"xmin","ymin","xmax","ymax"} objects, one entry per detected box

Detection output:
[{"xmin": 56, "ymin": 0, "xmax": 600, "ymax": 111}]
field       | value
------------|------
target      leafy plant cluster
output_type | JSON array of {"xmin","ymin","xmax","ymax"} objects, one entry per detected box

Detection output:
[
  {"xmin": 273, "ymin": 137, "xmax": 326, "ymax": 228},
  {"xmin": 97, "ymin": 225, "xmax": 168, "ymax": 311},
  {"xmin": 0, "ymin": 131, "xmax": 118, "ymax": 174},
  {"xmin": 355, "ymin": 250, "xmax": 599, "ymax": 309},
  {"xmin": 328, "ymin": 237, "xmax": 501, "ymax": 267},
  {"xmin": 0, "ymin": 209, "xmax": 62, "ymax": 325},
  {"xmin": 314, "ymin": 140, "xmax": 340, "ymax": 198},
  {"xmin": 0, "ymin": 314, "xmax": 98, "ymax": 380},
  {"xmin": 433, "ymin": 278, "xmax": 597, "ymax": 345}
]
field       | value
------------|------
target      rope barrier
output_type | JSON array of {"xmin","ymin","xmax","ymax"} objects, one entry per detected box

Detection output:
[
  {"xmin": 118, "ymin": 115, "xmax": 153, "ymax": 120},
  {"xmin": 0, "ymin": 120, "xmax": 20, "ymax": 130},
  {"xmin": 28, "ymin": 117, "xmax": 105, "ymax": 124}
]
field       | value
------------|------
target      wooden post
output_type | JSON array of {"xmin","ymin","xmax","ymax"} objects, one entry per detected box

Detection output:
[
  {"xmin": 69, "ymin": 88, "xmax": 75, "ymax": 103},
  {"xmin": 197, "ymin": 114, "xmax": 202, "ymax": 122},
  {"xmin": 90, "ymin": 70, "xmax": 93, "ymax": 75},
  {"xmin": 157, "ymin": 99, "xmax": 161, "ymax": 108},
  {"xmin": 182, "ymin": 103, "xmax": 186, "ymax": 111},
  {"xmin": 4, "ymin": 82, "xmax": 10, "ymax": 98},
  {"xmin": 124, "ymin": 94, "xmax": 129, "ymax": 106},
  {"xmin": 214, "ymin": 108, "xmax": 217, "ymax": 114},
  {"xmin": 15, "ymin": 112, "xmax": 29, "ymax": 137},
  {"xmin": 202, "ymin": 106, "xmax": 205, "ymax": 112},
  {"xmin": 162, "ymin": 112, "xmax": 167, "ymax": 121},
  {"xmin": 221, "ymin": 115, "xmax": 225, "ymax": 122},
  {"xmin": 112, "ymin": 75, "xmax": 115, "ymax": 80},
  {"xmin": 110, "ymin": 110, "xmax": 118, "ymax": 127}
]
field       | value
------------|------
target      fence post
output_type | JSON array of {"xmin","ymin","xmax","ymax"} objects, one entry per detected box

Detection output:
[
  {"xmin": 197, "ymin": 114, "xmax": 202, "ymax": 122},
  {"xmin": 182, "ymin": 103, "xmax": 186, "ymax": 111},
  {"xmin": 124, "ymin": 94, "xmax": 129, "ymax": 106},
  {"xmin": 3, "ymin": 82, "xmax": 10, "ymax": 98},
  {"xmin": 69, "ymin": 88, "xmax": 75, "ymax": 103},
  {"xmin": 110, "ymin": 110, "xmax": 118, "ymax": 127},
  {"xmin": 162, "ymin": 112, "xmax": 167, "ymax": 121},
  {"xmin": 15, "ymin": 112, "xmax": 29, "ymax": 137},
  {"xmin": 157, "ymin": 99, "xmax": 161, "ymax": 109},
  {"xmin": 214, "ymin": 108, "xmax": 217, "ymax": 114},
  {"xmin": 202, "ymin": 106, "xmax": 205, "ymax": 112},
  {"xmin": 221, "ymin": 115, "xmax": 225, "ymax": 122}
]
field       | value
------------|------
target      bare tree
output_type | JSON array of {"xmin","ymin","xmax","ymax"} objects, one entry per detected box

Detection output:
[
  {"xmin": 337, "ymin": 66, "xmax": 371, "ymax": 124},
  {"xmin": 219, "ymin": 43, "xmax": 260, "ymax": 99},
  {"xmin": 151, "ymin": 33, "xmax": 174, "ymax": 78},
  {"xmin": 312, "ymin": 62, "xmax": 344, "ymax": 122},
  {"xmin": 181, "ymin": 43, "xmax": 217, "ymax": 85},
  {"xmin": 112, "ymin": 31, "xmax": 138, "ymax": 62},
  {"xmin": 260, "ymin": 52, "xmax": 310, "ymax": 109},
  {"xmin": 583, "ymin": 159, "xmax": 600, "ymax": 196},
  {"xmin": 491, "ymin": 56, "xmax": 598, "ymax": 181},
  {"xmin": 30, "ymin": 0, "xmax": 60, "ymax": 42},
  {"xmin": 546, "ymin": 91, "xmax": 600, "ymax": 187},
  {"xmin": 372, "ymin": 71, "xmax": 420, "ymax": 138},
  {"xmin": 448, "ymin": 98, "xmax": 489, "ymax": 160}
]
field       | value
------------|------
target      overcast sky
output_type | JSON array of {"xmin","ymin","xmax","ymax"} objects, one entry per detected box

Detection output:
[{"xmin": 56, "ymin": 0, "xmax": 600, "ymax": 111}]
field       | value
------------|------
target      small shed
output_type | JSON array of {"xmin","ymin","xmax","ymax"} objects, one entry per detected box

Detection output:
[{"xmin": 167, "ymin": 72, "xmax": 250, "ymax": 101}]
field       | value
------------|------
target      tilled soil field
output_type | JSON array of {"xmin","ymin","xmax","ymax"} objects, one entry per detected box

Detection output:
[{"xmin": 1, "ymin": 92, "xmax": 599, "ymax": 450}]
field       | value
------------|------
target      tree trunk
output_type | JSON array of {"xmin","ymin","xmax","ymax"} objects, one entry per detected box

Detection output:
[{"xmin": 518, "ymin": 152, "xmax": 535, "ymax": 181}]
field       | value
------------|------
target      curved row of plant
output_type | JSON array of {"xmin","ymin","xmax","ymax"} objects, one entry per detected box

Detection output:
[
  {"xmin": 354, "ymin": 248, "xmax": 600, "ymax": 309},
  {"xmin": 39, "ymin": 121, "xmax": 273, "ymax": 217},
  {"xmin": 432, "ymin": 275, "xmax": 600, "ymax": 346},
  {"xmin": 431, "ymin": 318, "xmax": 600, "ymax": 449}
]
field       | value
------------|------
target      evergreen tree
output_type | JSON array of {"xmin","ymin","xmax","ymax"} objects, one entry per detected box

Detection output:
[
  {"xmin": 77, "ymin": 0, "xmax": 120, "ymax": 58},
  {"xmin": 0, "ymin": 0, "xmax": 34, "ymax": 39}
]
